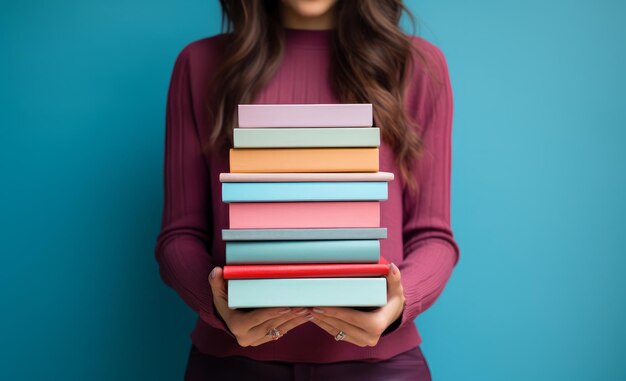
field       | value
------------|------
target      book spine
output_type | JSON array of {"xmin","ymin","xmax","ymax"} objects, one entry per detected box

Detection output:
[
  {"xmin": 233, "ymin": 128, "xmax": 380, "ymax": 148},
  {"xmin": 225, "ymin": 240, "xmax": 380, "ymax": 264},
  {"xmin": 219, "ymin": 172, "xmax": 394, "ymax": 183},
  {"xmin": 222, "ymin": 182, "xmax": 388, "ymax": 203},
  {"xmin": 223, "ymin": 261, "xmax": 389, "ymax": 279},
  {"xmin": 229, "ymin": 148, "xmax": 379, "ymax": 173},
  {"xmin": 228, "ymin": 202, "xmax": 380, "ymax": 229},
  {"xmin": 227, "ymin": 278, "xmax": 387, "ymax": 308},
  {"xmin": 238, "ymin": 104, "xmax": 372, "ymax": 128},
  {"xmin": 221, "ymin": 228, "xmax": 388, "ymax": 241}
]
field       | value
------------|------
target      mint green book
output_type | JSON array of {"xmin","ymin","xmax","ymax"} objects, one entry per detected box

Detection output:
[
  {"xmin": 233, "ymin": 127, "xmax": 380, "ymax": 148},
  {"xmin": 227, "ymin": 278, "xmax": 387, "ymax": 308},
  {"xmin": 226, "ymin": 240, "xmax": 380, "ymax": 264},
  {"xmin": 222, "ymin": 181, "xmax": 388, "ymax": 202}
]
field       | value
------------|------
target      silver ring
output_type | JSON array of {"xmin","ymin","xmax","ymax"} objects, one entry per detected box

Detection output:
[
  {"xmin": 335, "ymin": 330, "xmax": 346, "ymax": 341},
  {"xmin": 267, "ymin": 328, "xmax": 282, "ymax": 340}
]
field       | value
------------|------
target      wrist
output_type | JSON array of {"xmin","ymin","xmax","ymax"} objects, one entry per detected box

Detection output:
[
  {"xmin": 382, "ymin": 300, "xmax": 406, "ymax": 336},
  {"xmin": 199, "ymin": 301, "xmax": 236, "ymax": 339}
]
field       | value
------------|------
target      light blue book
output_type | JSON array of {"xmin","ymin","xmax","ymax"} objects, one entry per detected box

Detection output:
[
  {"xmin": 222, "ymin": 228, "xmax": 387, "ymax": 241},
  {"xmin": 227, "ymin": 278, "xmax": 387, "ymax": 308},
  {"xmin": 221, "ymin": 182, "xmax": 388, "ymax": 202},
  {"xmin": 233, "ymin": 127, "xmax": 380, "ymax": 148},
  {"xmin": 226, "ymin": 240, "xmax": 380, "ymax": 264}
]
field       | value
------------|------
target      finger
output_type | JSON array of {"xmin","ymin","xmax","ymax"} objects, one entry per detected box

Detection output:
[
  {"xmin": 228, "ymin": 307, "xmax": 293, "ymax": 339},
  {"xmin": 242, "ymin": 306, "xmax": 295, "ymax": 328},
  {"xmin": 309, "ymin": 307, "xmax": 377, "ymax": 330},
  {"xmin": 386, "ymin": 262, "xmax": 404, "ymax": 299},
  {"xmin": 311, "ymin": 313, "xmax": 373, "ymax": 345},
  {"xmin": 276, "ymin": 312, "xmax": 312, "ymax": 335},
  {"xmin": 208, "ymin": 267, "xmax": 232, "ymax": 320},
  {"xmin": 209, "ymin": 267, "xmax": 227, "ymax": 300},
  {"xmin": 310, "ymin": 318, "xmax": 363, "ymax": 347},
  {"xmin": 380, "ymin": 262, "xmax": 406, "ymax": 321},
  {"xmin": 250, "ymin": 308, "xmax": 308, "ymax": 336},
  {"xmin": 249, "ymin": 313, "xmax": 311, "ymax": 347}
]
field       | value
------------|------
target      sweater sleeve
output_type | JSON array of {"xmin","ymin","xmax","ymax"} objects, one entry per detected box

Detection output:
[
  {"xmin": 154, "ymin": 46, "xmax": 232, "ymax": 336},
  {"xmin": 387, "ymin": 43, "xmax": 460, "ymax": 334}
]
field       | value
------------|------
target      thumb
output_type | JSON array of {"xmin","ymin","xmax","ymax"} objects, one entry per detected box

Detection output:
[
  {"xmin": 209, "ymin": 266, "xmax": 228, "ymax": 300},
  {"xmin": 386, "ymin": 263, "xmax": 404, "ymax": 298}
]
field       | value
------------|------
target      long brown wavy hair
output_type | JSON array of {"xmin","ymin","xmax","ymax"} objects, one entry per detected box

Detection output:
[{"xmin": 207, "ymin": 0, "xmax": 429, "ymax": 191}]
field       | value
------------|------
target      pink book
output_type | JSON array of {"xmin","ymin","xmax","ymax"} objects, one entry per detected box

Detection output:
[
  {"xmin": 219, "ymin": 172, "xmax": 394, "ymax": 183},
  {"xmin": 238, "ymin": 104, "xmax": 372, "ymax": 128},
  {"xmin": 229, "ymin": 202, "xmax": 380, "ymax": 229}
]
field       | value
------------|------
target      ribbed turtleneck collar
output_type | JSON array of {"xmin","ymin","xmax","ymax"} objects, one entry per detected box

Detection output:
[{"xmin": 284, "ymin": 28, "xmax": 333, "ymax": 50}]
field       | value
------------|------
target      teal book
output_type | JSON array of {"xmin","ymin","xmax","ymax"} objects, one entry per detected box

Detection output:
[
  {"xmin": 222, "ymin": 228, "xmax": 387, "ymax": 241},
  {"xmin": 222, "ymin": 181, "xmax": 388, "ymax": 202},
  {"xmin": 233, "ymin": 127, "xmax": 380, "ymax": 148},
  {"xmin": 226, "ymin": 239, "xmax": 380, "ymax": 264},
  {"xmin": 227, "ymin": 278, "xmax": 387, "ymax": 308}
]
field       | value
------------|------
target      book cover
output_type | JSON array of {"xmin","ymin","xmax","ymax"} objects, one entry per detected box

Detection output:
[
  {"xmin": 227, "ymin": 277, "xmax": 387, "ymax": 308},
  {"xmin": 233, "ymin": 127, "xmax": 380, "ymax": 148},
  {"xmin": 229, "ymin": 201, "xmax": 380, "ymax": 229},
  {"xmin": 224, "ymin": 255, "xmax": 389, "ymax": 278},
  {"xmin": 225, "ymin": 239, "xmax": 381, "ymax": 264},
  {"xmin": 222, "ymin": 181, "xmax": 388, "ymax": 203},
  {"xmin": 238, "ymin": 104, "xmax": 372, "ymax": 128},
  {"xmin": 229, "ymin": 148, "xmax": 379, "ymax": 173},
  {"xmin": 222, "ymin": 228, "xmax": 388, "ymax": 241},
  {"xmin": 219, "ymin": 172, "xmax": 394, "ymax": 183}
]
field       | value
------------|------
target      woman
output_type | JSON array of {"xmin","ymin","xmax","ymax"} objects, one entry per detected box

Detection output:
[{"xmin": 155, "ymin": 0, "xmax": 460, "ymax": 379}]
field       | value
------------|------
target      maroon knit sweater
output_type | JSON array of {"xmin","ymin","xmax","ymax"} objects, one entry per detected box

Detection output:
[{"xmin": 155, "ymin": 28, "xmax": 460, "ymax": 363}]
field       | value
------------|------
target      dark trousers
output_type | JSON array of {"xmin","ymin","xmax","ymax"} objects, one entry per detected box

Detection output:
[{"xmin": 184, "ymin": 345, "xmax": 432, "ymax": 381}]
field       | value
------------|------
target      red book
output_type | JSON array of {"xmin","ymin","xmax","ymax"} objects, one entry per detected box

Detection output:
[{"xmin": 223, "ymin": 256, "xmax": 390, "ymax": 280}]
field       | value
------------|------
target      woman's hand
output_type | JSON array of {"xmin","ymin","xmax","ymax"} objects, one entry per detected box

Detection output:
[
  {"xmin": 308, "ymin": 263, "xmax": 406, "ymax": 347},
  {"xmin": 208, "ymin": 267, "xmax": 311, "ymax": 347}
]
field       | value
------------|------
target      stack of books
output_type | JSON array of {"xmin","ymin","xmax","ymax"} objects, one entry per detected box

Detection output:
[{"xmin": 220, "ymin": 104, "xmax": 394, "ymax": 308}]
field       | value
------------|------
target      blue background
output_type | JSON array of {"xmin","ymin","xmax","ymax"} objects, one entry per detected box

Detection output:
[{"xmin": 1, "ymin": 0, "xmax": 624, "ymax": 379}]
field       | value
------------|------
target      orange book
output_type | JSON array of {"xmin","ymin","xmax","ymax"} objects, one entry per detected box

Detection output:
[{"xmin": 229, "ymin": 148, "xmax": 379, "ymax": 173}]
